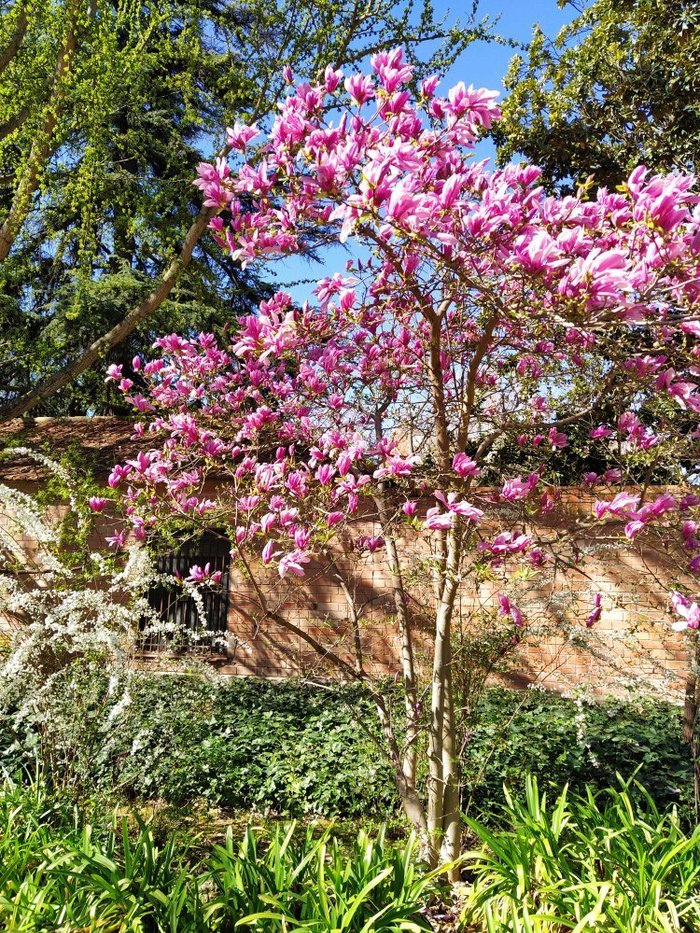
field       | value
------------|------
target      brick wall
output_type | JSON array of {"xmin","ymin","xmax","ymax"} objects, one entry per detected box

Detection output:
[
  {"xmin": 216, "ymin": 490, "xmax": 692, "ymax": 698},
  {"xmin": 0, "ymin": 482, "xmax": 692, "ymax": 697}
]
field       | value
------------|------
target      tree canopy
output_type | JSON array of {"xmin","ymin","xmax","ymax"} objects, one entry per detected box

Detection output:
[
  {"xmin": 492, "ymin": 0, "xmax": 700, "ymax": 193},
  {"xmin": 107, "ymin": 49, "xmax": 700, "ymax": 864},
  {"xmin": 0, "ymin": 0, "xmax": 487, "ymax": 417}
]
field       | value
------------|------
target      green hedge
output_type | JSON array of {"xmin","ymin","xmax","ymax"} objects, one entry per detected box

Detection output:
[
  {"xmin": 461, "ymin": 687, "xmax": 693, "ymax": 820},
  {"xmin": 0, "ymin": 664, "xmax": 692, "ymax": 820}
]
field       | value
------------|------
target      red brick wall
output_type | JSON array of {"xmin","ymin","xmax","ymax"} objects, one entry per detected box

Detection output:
[
  {"xmin": 0, "ymin": 484, "xmax": 692, "ymax": 696},
  {"xmin": 215, "ymin": 490, "xmax": 693, "ymax": 697}
]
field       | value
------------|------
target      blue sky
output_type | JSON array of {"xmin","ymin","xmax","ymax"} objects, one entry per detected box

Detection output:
[{"xmin": 269, "ymin": 0, "xmax": 575, "ymax": 301}]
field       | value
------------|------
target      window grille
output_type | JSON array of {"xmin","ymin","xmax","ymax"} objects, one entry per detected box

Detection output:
[{"xmin": 142, "ymin": 531, "xmax": 230, "ymax": 652}]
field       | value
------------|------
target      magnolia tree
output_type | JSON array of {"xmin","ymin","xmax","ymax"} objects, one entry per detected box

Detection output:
[{"xmin": 107, "ymin": 50, "xmax": 700, "ymax": 864}]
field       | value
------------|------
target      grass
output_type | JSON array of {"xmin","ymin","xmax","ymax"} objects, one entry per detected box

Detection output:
[{"xmin": 1, "ymin": 772, "xmax": 699, "ymax": 931}]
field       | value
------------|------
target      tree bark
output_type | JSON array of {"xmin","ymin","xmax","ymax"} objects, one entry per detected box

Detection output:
[
  {"xmin": 0, "ymin": 0, "xmax": 82, "ymax": 263},
  {"xmin": 683, "ymin": 632, "xmax": 700, "ymax": 824},
  {"xmin": 0, "ymin": 6, "xmax": 28, "ymax": 77},
  {"xmin": 427, "ymin": 525, "xmax": 462, "ymax": 871},
  {"xmin": 373, "ymin": 487, "xmax": 427, "ymax": 838},
  {"xmin": 0, "ymin": 198, "xmax": 217, "ymax": 421}
]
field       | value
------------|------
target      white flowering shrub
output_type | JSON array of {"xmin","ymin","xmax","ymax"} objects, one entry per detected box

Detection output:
[{"xmin": 0, "ymin": 452, "xmax": 158, "ymax": 781}]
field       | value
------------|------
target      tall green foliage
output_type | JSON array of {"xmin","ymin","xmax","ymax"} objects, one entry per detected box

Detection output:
[
  {"xmin": 492, "ymin": 0, "xmax": 700, "ymax": 193},
  {"xmin": 0, "ymin": 0, "xmax": 486, "ymax": 415}
]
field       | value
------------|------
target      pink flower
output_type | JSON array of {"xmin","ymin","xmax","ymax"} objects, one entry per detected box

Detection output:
[
  {"xmin": 402, "ymin": 500, "xmax": 417, "ymax": 516},
  {"xmin": 501, "ymin": 473, "xmax": 539, "ymax": 502},
  {"xmin": 226, "ymin": 121, "xmax": 260, "ymax": 151},
  {"xmin": 593, "ymin": 491, "xmax": 640, "ymax": 519},
  {"xmin": 590, "ymin": 425, "xmax": 613, "ymax": 439},
  {"xmin": 602, "ymin": 469, "xmax": 622, "ymax": 484},
  {"xmin": 434, "ymin": 491, "xmax": 484, "ymax": 523},
  {"xmin": 497, "ymin": 593, "xmax": 523, "ymax": 626},
  {"xmin": 357, "ymin": 534, "xmax": 385, "ymax": 553},
  {"xmin": 344, "ymin": 74, "xmax": 374, "ymax": 106},
  {"xmin": 624, "ymin": 520, "xmax": 645, "ymax": 540},
  {"xmin": 105, "ymin": 364, "xmax": 123, "ymax": 382},
  {"xmin": 262, "ymin": 540, "xmax": 279, "ymax": 564},
  {"xmin": 480, "ymin": 532, "xmax": 531, "ymax": 558},
  {"xmin": 452, "ymin": 453, "xmax": 479, "ymax": 478},
  {"xmin": 186, "ymin": 563, "xmax": 222, "ymax": 584},
  {"xmin": 424, "ymin": 508, "xmax": 454, "ymax": 531},
  {"xmin": 327, "ymin": 511, "xmax": 344, "ymax": 527},
  {"xmin": 316, "ymin": 464, "xmax": 335, "ymax": 485},
  {"xmin": 278, "ymin": 549, "xmax": 311, "ymax": 578},
  {"xmin": 548, "ymin": 427, "xmax": 568, "ymax": 449},
  {"xmin": 106, "ymin": 530, "xmax": 127, "ymax": 550},
  {"xmin": 671, "ymin": 592, "xmax": 700, "ymax": 631},
  {"xmin": 88, "ymin": 496, "xmax": 108, "ymax": 512},
  {"xmin": 107, "ymin": 465, "xmax": 130, "ymax": 488},
  {"xmin": 337, "ymin": 451, "xmax": 352, "ymax": 476},
  {"xmin": 586, "ymin": 593, "xmax": 602, "ymax": 627},
  {"xmin": 323, "ymin": 65, "xmax": 343, "ymax": 93}
]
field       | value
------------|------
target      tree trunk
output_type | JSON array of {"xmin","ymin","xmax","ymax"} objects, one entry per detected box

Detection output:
[
  {"xmin": 683, "ymin": 632, "xmax": 700, "ymax": 824},
  {"xmin": 426, "ymin": 526, "xmax": 462, "ymax": 872},
  {"xmin": 0, "ymin": 7, "xmax": 28, "ymax": 77},
  {"xmin": 439, "ymin": 635, "xmax": 462, "ymax": 878},
  {"xmin": 374, "ymin": 489, "xmax": 422, "ymax": 798},
  {"xmin": 372, "ymin": 693, "xmax": 429, "ymax": 844}
]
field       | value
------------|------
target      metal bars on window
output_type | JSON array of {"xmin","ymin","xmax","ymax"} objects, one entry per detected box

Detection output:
[{"xmin": 142, "ymin": 531, "xmax": 230, "ymax": 652}]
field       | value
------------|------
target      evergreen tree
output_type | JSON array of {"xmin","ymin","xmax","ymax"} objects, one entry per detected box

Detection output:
[{"xmin": 0, "ymin": 0, "xmax": 488, "ymax": 416}]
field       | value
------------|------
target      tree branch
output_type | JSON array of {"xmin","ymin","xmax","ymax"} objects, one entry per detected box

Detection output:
[
  {"xmin": 0, "ymin": 199, "xmax": 218, "ymax": 420},
  {"xmin": 0, "ymin": 6, "xmax": 28, "ymax": 77},
  {"xmin": 0, "ymin": 0, "xmax": 81, "ymax": 263}
]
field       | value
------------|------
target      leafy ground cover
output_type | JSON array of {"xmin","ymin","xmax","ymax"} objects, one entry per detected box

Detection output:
[
  {"xmin": 0, "ymin": 665, "xmax": 691, "ymax": 822},
  {"xmin": 1, "ymin": 668, "xmax": 696, "ymax": 929},
  {"xmin": 462, "ymin": 776, "xmax": 700, "ymax": 932},
  {"xmin": 0, "ymin": 777, "xmax": 441, "ymax": 932},
  {"xmin": 2, "ymin": 774, "xmax": 699, "ymax": 932}
]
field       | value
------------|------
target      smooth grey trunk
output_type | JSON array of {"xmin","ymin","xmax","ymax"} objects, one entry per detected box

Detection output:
[
  {"xmin": 426, "ymin": 525, "xmax": 462, "ymax": 871},
  {"xmin": 373, "ymin": 486, "xmax": 429, "ymax": 850},
  {"xmin": 683, "ymin": 632, "xmax": 700, "ymax": 824},
  {"xmin": 372, "ymin": 693, "xmax": 428, "ymax": 841}
]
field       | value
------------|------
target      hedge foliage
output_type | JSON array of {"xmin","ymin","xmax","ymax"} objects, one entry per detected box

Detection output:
[{"xmin": 0, "ymin": 663, "xmax": 692, "ymax": 820}]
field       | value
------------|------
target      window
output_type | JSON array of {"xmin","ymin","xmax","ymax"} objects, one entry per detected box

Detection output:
[{"xmin": 143, "ymin": 531, "xmax": 230, "ymax": 651}]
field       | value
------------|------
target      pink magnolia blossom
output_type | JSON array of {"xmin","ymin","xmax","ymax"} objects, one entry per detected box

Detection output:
[
  {"xmin": 501, "ymin": 473, "xmax": 539, "ymax": 502},
  {"xmin": 278, "ymin": 550, "xmax": 311, "ymax": 578},
  {"xmin": 424, "ymin": 508, "xmax": 454, "ymax": 531},
  {"xmin": 594, "ymin": 492, "xmax": 641, "ymax": 519},
  {"xmin": 186, "ymin": 563, "xmax": 223, "ymax": 584},
  {"xmin": 671, "ymin": 592, "xmax": 700, "ymax": 631},
  {"xmin": 586, "ymin": 593, "xmax": 603, "ymax": 627},
  {"xmin": 497, "ymin": 593, "xmax": 523, "ymax": 627},
  {"xmin": 452, "ymin": 453, "xmax": 479, "ymax": 478},
  {"xmin": 106, "ymin": 530, "xmax": 127, "ymax": 550},
  {"xmin": 105, "ymin": 51, "xmax": 700, "ymax": 649}
]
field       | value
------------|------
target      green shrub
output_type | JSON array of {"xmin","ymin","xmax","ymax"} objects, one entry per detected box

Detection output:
[
  {"xmin": 109, "ymin": 674, "xmax": 398, "ymax": 817},
  {"xmin": 462, "ymin": 687, "xmax": 693, "ymax": 821},
  {"xmin": 0, "ymin": 661, "xmax": 692, "ymax": 823},
  {"xmin": 461, "ymin": 775, "xmax": 700, "ymax": 932}
]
